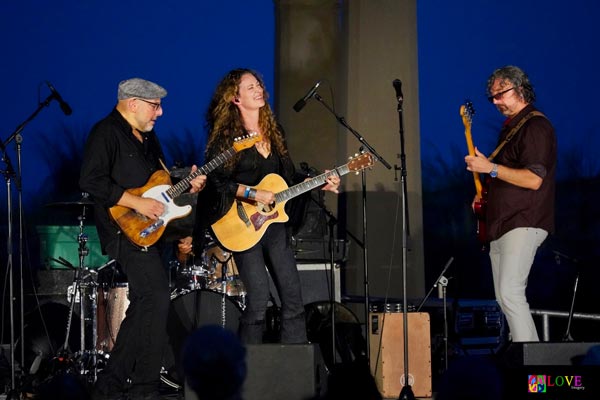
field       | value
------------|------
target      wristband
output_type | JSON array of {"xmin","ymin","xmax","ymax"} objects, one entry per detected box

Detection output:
[
  {"xmin": 243, "ymin": 186, "xmax": 251, "ymax": 198},
  {"xmin": 248, "ymin": 188, "xmax": 257, "ymax": 200}
]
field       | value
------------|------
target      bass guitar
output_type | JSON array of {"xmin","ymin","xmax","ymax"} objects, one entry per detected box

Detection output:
[
  {"xmin": 460, "ymin": 101, "xmax": 487, "ymax": 243},
  {"xmin": 212, "ymin": 152, "xmax": 375, "ymax": 252},
  {"xmin": 109, "ymin": 132, "xmax": 261, "ymax": 248}
]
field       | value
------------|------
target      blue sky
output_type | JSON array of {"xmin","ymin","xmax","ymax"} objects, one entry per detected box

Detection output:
[
  {"xmin": 418, "ymin": 1, "xmax": 600, "ymax": 184},
  {"xmin": 0, "ymin": 1, "xmax": 275, "ymax": 205},
  {"xmin": 1, "ymin": 0, "xmax": 599, "ymax": 202}
]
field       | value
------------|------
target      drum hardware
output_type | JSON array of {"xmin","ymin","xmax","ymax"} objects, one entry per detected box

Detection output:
[
  {"xmin": 220, "ymin": 261, "xmax": 228, "ymax": 328},
  {"xmin": 44, "ymin": 194, "xmax": 106, "ymax": 383}
]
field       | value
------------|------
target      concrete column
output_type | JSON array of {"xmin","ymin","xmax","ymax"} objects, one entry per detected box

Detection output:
[{"xmin": 275, "ymin": 0, "xmax": 424, "ymax": 310}]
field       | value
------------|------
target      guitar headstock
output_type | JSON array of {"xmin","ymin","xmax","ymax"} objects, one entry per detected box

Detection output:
[
  {"xmin": 347, "ymin": 152, "xmax": 375, "ymax": 174},
  {"xmin": 460, "ymin": 100, "xmax": 475, "ymax": 128},
  {"xmin": 232, "ymin": 131, "xmax": 262, "ymax": 152}
]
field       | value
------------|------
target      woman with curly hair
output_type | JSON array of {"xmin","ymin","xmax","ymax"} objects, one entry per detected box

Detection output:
[{"xmin": 193, "ymin": 68, "xmax": 340, "ymax": 344}]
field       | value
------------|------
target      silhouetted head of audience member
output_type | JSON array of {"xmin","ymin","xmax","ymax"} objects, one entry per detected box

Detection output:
[
  {"xmin": 182, "ymin": 325, "xmax": 247, "ymax": 400},
  {"xmin": 580, "ymin": 345, "xmax": 600, "ymax": 365}
]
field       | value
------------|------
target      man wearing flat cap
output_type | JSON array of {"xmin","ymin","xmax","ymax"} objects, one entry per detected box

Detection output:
[{"xmin": 80, "ymin": 78, "xmax": 206, "ymax": 400}]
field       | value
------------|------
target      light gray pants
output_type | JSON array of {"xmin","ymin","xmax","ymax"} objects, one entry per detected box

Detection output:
[{"xmin": 489, "ymin": 227, "xmax": 548, "ymax": 342}]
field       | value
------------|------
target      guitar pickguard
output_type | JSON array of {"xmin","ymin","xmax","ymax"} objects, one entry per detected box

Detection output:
[{"xmin": 249, "ymin": 210, "xmax": 279, "ymax": 232}]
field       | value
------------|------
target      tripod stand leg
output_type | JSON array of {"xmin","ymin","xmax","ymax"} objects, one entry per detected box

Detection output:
[
  {"xmin": 61, "ymin": 275, "xmax": 81, "ymax": 354},
  {"xmin": 562, "ymin": 272, "xmax": 579, "ymax": 341}
]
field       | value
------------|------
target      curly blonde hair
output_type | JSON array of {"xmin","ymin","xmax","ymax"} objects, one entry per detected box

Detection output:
[{"xmin": 205, "ymin": 68, "xmax": 288, "ymax": 168}]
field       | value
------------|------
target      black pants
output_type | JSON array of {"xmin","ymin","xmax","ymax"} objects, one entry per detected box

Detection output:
[
  {"xmin": 234, "ymin": 224, "xmax": 307, "ymax": 344},
  {"xmin": 95, "ymin": 236, "xmax": 171, "ymax": 395}
]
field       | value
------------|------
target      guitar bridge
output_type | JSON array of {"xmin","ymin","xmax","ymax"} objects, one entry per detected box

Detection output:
[{"xmin": 140, "ymin": 219, "xmax": 165, "ymax": 238}]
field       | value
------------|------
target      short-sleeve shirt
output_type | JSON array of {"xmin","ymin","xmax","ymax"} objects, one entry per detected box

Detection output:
[{"xmin": 486, "ymin": 104, "xmax": 556, "ymax": 241}]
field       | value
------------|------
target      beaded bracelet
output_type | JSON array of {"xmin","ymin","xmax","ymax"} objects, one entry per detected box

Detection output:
[{"xmin": 243, "ymin": 186, "xmax": 251, "ymax": 198}]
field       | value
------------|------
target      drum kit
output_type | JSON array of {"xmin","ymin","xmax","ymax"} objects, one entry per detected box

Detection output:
[{"xmin": 39, "ymin": 195, "xmax": 246, "ymax": 389}]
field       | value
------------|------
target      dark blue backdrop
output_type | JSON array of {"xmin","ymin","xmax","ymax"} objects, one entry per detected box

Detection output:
[{"xmin": 2, "ymin": 1, "xmax": 599, "ymax": 200}]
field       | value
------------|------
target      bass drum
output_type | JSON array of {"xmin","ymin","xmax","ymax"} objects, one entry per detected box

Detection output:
[{"xmin": 161, "ymin": 289, "xmax": 243, "ymax": 389}]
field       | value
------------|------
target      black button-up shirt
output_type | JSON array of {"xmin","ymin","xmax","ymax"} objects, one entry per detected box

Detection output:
[{"xmin": 79, "ymin": 108, "xmax": 165, "ymax": 249}]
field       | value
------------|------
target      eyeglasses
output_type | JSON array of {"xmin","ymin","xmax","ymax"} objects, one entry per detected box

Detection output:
[
  {"xmin": 487, "ymin": 87, "xmax": 514, "ymax": 103},
  {"xmin": 136, "ymin": 98, "xmax": 162, "ymax": 111}
]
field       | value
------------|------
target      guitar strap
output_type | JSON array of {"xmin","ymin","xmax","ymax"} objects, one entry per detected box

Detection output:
[
  {"xmin": 487, "ymin": 111, "xmax": 546, "ymax": 161},
  {"xmin": 159, "ymin": 158, "xmax": 170, "ymax": 173}
]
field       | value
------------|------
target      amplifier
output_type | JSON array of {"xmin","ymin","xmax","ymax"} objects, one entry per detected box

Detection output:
[
  {"xmin": 269, "ymin": 263, "xmax": 340, "ymax": 305},
  {"xmin": 292, "ymin": 238, "xmax": 349, "ymax": 263},
  {"xmin": 454, "ymin": 299, "xmax": 507, "ymax": 353}
]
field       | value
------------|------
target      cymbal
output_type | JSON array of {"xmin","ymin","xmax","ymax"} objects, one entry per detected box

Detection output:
[{"xmin": 46, "ymin": 197, "xmax": 94, "ymax": 208}]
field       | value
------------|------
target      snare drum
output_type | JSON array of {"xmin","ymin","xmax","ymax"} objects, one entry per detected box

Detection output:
[{"xmin": 175, "ymin": 259, "xmax": 212, "ymax": 291}]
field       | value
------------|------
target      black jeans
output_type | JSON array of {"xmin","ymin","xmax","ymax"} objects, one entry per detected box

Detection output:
[
  {"xmin": 234, "ymin": 223, "xmax": 307, "ymax": 344},
  {"xmin": 95, "ymin": 236, "xmax": 171, "ymax": 395}
]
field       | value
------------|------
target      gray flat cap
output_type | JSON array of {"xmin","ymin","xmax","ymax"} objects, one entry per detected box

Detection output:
[{"xmin": 117, "ymin": 78, "xmax": 167, "ymax": 100}]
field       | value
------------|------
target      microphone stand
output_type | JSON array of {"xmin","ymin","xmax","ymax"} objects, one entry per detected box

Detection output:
[
  {"xmin": 312, "ymin": 93, "xmax": 391, "ymax": 365},
  {"xmin": 2, "ymin": 92, "xmax": 56, "ymax": 394},
  {"xmin": 553, "ymin": 250, "xmax": 580, "ymax": 342},
  {"xmin": 1, "ymin": 135, "xmax": 17, "ymax": 395},
  {"xmin": 325, "ymin": 205, "xmax": 337, "ymax": 366},
  {"xmin": 301, "ymin": 192, "xmax": 362, "ymax": 367},
  {"xmin": 393, "ymin": 88, "xmax": 414, "ymax": 400},
  {"xmin": 314, "ymin": 195, "xmax": 343, "ymax": 366}
]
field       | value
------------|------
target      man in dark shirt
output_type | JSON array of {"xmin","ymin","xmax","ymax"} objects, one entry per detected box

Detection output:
[
  {"xmin": 464, "ymin": 66, "xmax": 556, "ymax": 342},
  {"xmin": 80, "ymin": 78, "xmax": 206, "ymax": 399}
]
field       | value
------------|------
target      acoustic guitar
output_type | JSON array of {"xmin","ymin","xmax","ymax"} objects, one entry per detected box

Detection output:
[
  {"xmin": 212, "ymin": 152, "xmax": 375, "ymax": 252},
  {"xmin": 109, "ymin": 132, "xmax": 261, "ymax": 248}
]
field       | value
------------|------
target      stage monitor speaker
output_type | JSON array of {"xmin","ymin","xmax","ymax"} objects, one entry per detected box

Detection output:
[
  {"xmin": 244, "ymin": 344, "xmax": 327, "ymax": 400},
  {"xmin": 184, "ymin": 344, "xmax": 327, "ymax": 400},
  {"xmin": 504, "ymin": 341, "xmax": 600, "ymax": 366},
  {"xmin": 369, "ymin": 312, "xmax": 432, "ymax": 398}
]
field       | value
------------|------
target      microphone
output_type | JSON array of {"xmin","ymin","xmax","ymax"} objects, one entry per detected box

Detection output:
[
  {"xmin": 46, "ymin": 81, "xmax": 72, "ymax": 115},
  {"xmin": 293, "ymin": 80, "xmax": 321, "ymax": 112},
  {"xmin": 393, "ymin": 79, "xmax": 403, "ymax": 103}
]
